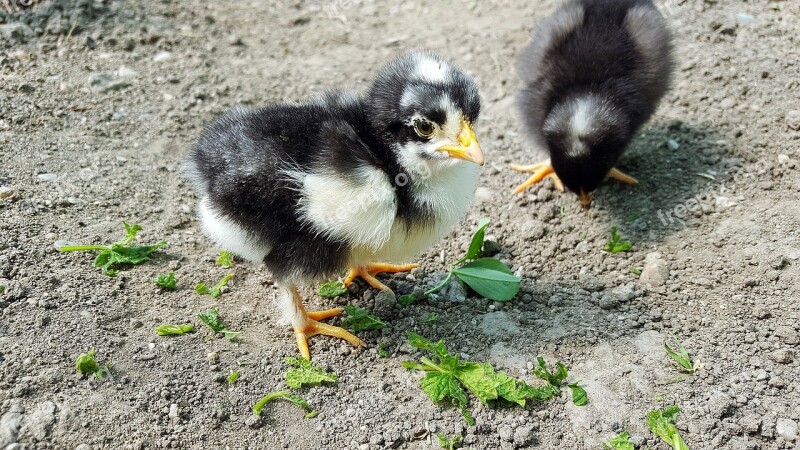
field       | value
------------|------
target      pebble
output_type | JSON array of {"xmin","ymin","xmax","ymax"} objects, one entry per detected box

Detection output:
[
  {"xmin": 116, "ymin": 66, "xmax": 138, "ymax": 78},
  {"xmin": 498, "ymin": 425, "xmax": 513, "ymax": 442},
  {"xmin": 474, "ymin": 187, "xmax": 494, "ymax": 204},
  {"xmin": 735, "ymin": 13, "xmax": 754, "ymax": 25},
  {"xmin": 439, "ymin": 278, "xmax": 466, "ymax": 303},
  {"xmin": 129, "ymin": 319, "xmax": 143, "ymax": 329},
  {"xmin": 769, "ymin": 349, "xmax": 794, "ymax": 364},
  {"xmin": 0, "ymin": 22, "xmax": 34, "ymax": 42},
  {"xmin": 168, "ymin": 404, "xmax": 179, "ymax": 420},
  {"xmin": 639, "ymin": 252, "xmax": 669, "ymax": 287},
  {"xmin": 787, "ymin": 110, "xmax": 800, "ymax": 131},
  {"xmin": 776, "ymin": 418, "xmax": 798, "ymax": 441},
  {"xmin": 514, "ymin": 426, "xmax": 534, "ymax": 446},
  {"xmin": 667, "ymin": 139, "xmax": 680, "ymax": 150},
  {"xmin": 75, "ymin": 445, "xmax": 92, "ymax": 450},
  {"xmin": 521, "ymin": 219, "xmax": 547, "ymax": 241},
  {"xmin": 24, "ymin": 401, "xmax": 56, "ymax": 440},
  {"xmin": 715, "ymin": 196, "xmax": 737, "ymax": 211},
  {"xmin": 575, "ymin": 241, "xmax": 589, "ymax": 253},
  {"xmin": 36, "ymin": 173, "xmax": 58, "ymax": 182},
  {"xmin": 245, "ymin": 415, "xmax": 263, "ymax": 429},
  {"xmin": 773, "ymin": 326, "xmax": 799, "ymax": 344},
  {"xmin": 153, "ymin": 51, "xmax": 173, "ymax": 62}
]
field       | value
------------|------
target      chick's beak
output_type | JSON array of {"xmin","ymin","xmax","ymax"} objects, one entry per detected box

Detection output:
[
  {"xmin": 579, "ymin": 190, "xmax": 594, "ymax": 210},
  {"xmin": 436, "ymin": 119, "xmax": 484, "ymax": 166}
]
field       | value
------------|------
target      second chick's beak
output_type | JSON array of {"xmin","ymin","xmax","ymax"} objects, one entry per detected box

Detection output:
[
  {"xmin": 579, "ymin": 190, "xmax": 593, "ymax": 210},
  {"xmin": 436, "ymin": 119, "xmax": 484, "ymax": 166}
]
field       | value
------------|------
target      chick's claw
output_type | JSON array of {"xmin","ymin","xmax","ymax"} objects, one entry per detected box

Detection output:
[
  {"xmin": 344, "ymin": 262, "xmax": 419, "ymax": 292},
  {"xmin": 294, "ymin": 316, "xmax": 364, "ymax": 361},
  {"xmin": 607, "ymin": 167, "xmax": 639, "ymax": 185},
  {"xmin": 510, "ymin": 159, "xmax": 564, "ymax": 193}
]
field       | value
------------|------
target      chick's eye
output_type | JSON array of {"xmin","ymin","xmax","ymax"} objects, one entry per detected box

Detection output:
[{"xmin": 413, "ymin": 119, "xmax": 435, "ymax": 138}]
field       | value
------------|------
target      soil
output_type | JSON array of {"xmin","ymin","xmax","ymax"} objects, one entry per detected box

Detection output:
[{"xmin": 1, "ymin": 0, "xmax": 799, "ymax": 449}]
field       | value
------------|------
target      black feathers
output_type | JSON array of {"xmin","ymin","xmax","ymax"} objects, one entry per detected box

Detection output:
[{"xmin": 516, "ymin": 0, "xmax": 674, "ymax": 195}]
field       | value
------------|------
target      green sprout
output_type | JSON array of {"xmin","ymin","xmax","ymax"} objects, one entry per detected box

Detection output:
[
  {"xmin": 253, "ymin": 390, "xmax": 317, "ymax": 419},
  {"xmin": 604, "ymin": 227, "xmax": 632, "ymax": 253},
  {"xmin": 155, "ymin": 324, "xmax": 193, "ymax": 336},
  {"xmin": 647, "ymin": 405, "xmax": 689, "ymax": 450},
  {"xmin": 664, "ymin": 335, "xmax": 702, "ymax": 373},
  {"xmin": 195, "ymin": 272, "xmax": 234, "ymax": 298},
  {"xmin": 197, "ymin": 308, "xmax": 239, "ymax": 340},
  {"xmin": 216, "ymin": 250, "xmax": 234, "ymax": 268},
  {"xmin": 342, "ymin": 305, "xmax": 385, "ymax": 331},
  {"xmin": 57, "ymin": 222, "xmax": 166, "ymax": 276},
  {"xmin": 155, "ymin": 272, "xmax": 177, "ymax": 290},
  {"xmin": 75, "ymin": 348, "xmax": 110, "ymax": 379}
]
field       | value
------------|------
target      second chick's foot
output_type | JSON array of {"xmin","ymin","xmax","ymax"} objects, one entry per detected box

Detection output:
[
  {"xmin": 344, "ymin": 262, "xmax": 419, "ymax": 292},
  {"xmin": 510, "ymin": 159, "xmax": 565, "ymax": 194}
]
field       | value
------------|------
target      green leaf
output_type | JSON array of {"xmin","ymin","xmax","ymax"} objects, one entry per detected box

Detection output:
[
  {"xmin": 404, "ymin": 333, "xmax": 560, "ymax": 424},
  {"xmin": 0, "ymin": 285, "xmax": 5, "ymax": 294},
  {"xmin": 465, "ymin": 218, "xmax": 491, "ymax": 260},
  {"xmin": 155, "ymin": 272, "xmax": 177, "ymax": 290},
  {"xmin": 342, "ymin": 305, "xmax": 385, "ymax": 331},
  {"xmin": 631, "ymin": 267, "xmax": 642, "ymax": 276},
  {"xmin": 216, "ymin": 250, "xmax": 234, "ymax": 268},
  {"xmin": 318, "ymin": 280, "xmax": 348, "ymax": 298},
  {"xmin": 75, "ymin": 348, "xmax": 109, "ymax": 379},
  {"xmin": 195, "ymin": 272, "xmax": 234, "ymax": 298},
  {"xmin": 397, "ymin": 293, "xmax": 418, "ymax": 307},
  {"xmin": 253, "ymin": 390, "xmax": 316, "ymax": 419},
  {"xmin": 568, "ymin": 382, "xmax": 588, "ymax": 406},
  {"xmin": 664, "ymin": 335, "xmax": 695, "ymax": 373},
  {"xmin": 155, "ymin": 324, "xmax": 193, "ymax": 336},
  {"xmin": 647, "ymin": 405, "xmax": 689, "ymax": 450},
  {"xmin": 604, "ymin": 227, "xmax": 633, "ymax": 253},
  {"xmin": 227, "ymin": 371, "xmax": 240, "ymax": 384},
  {"xmin": 377, "ymin": 342, "xmax": 389, "ymax": 358},
  {"xmin": 437, "ymin": 433, "xmax": 462, "ymax": 450},
  {"xmin": 533, "ymin": 357, "xmax": 568, "ymax": 387},
  {"xmin": 58, "ymin": 222, "xmax": 166, "ymax": 276},
  {"xmin": 197, "ymin": 308, "xmax": 239, "ymax": 340},
  {"xmin": 603, "ymin": 431, "xmax": 635, "ymax": 450},
  {"xmin": 285, "ymin": 357, "xmax": 337, "ymax": 388},
  {"xmin": 452, "ymin": 258, "xmax": 521, "ymax": 301}
]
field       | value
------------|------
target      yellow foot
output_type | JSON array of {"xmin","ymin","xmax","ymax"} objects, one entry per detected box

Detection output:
[
  {"xmin": 294, "ymin": 315, "xmax": 364, "ymax": 360},
  {"xmin": 344, "ymin": 262, "xmax": 419, "ymax": 292},
  {"xmin": 510, "ymin": 159, "xmax": 564, "ymax": 194},
  {"xmin": 607, "ymin": 167, "xmax": 638, "ymax": 185}
]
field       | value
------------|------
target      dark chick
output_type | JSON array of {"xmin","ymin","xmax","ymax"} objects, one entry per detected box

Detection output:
[
  {"xmin": 184, "ymin": 50, "xmax": 483, "ymax": 359},
  {"xmin": 512, "ymin": 0, "xmax": 673, "ymax": 207}
]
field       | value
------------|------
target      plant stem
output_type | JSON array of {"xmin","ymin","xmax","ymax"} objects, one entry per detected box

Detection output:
[
  {"xmin": 424, "ymin": 271, "xmax": 453, "ymax": 297},
  {"xmin": 58, "ymin": 245, "xmax": 109, "ymax": 252}
]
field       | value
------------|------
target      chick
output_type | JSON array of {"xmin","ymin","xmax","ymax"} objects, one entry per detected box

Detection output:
[
  {"xmin": 512, "ymin": 0, "xmax": 673, "ymax": 207},
  {"xmin": 184, "ymin": 50, "xmax": 483, "ymax": 359}
]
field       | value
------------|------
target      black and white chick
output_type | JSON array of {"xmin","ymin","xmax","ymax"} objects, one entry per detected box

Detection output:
[
  {"xmin": 512, "ymin": 0, "xmax": 673, "ymax": 208},
  {"xmin": 184, "ymin": 50, "xmax": 483, "ymax": 359}
]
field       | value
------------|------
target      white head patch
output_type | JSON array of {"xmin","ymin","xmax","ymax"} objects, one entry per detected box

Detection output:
[{"xmin": 413, "ymin": 54, "xmax": 451, "ymax": 83}]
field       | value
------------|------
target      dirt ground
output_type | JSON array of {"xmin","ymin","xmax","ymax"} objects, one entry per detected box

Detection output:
[{"xmin": 1, "ymin": 0, "xmax": 799, "ymax": 449}]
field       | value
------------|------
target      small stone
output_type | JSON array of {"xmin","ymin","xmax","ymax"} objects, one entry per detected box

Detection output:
[
  {"xmin": 207, "ymin": 352, "xmax": 220, "ymax": 363},
  {"xmin": 245, "ymin": 415, "xmax": 263, "ymax": 428},
  {"xmin": 768, "ymin": 376, "xmax": 786, "ymax": 388},
  {"xmin": 774, "ymin": 326, "xmax": 799, "ymax": 345},
  {"xmin": 735, "ymin": 13, "xmax": 754, "ymax": 25},
  {"xmin": 75, "ymin": 444, "xmax": 92, "ymax": 450},
  {"xmin": 498, "ymin": 425, "xmax": 513, "ymax": 442},
  {"xmin": 482, "ymin": 240, "xmax": 503, "ymax": 257},
  {"xmin": 474, "ymin": 187, "xmax": 494, "ymax": 204},
  {"xmin": 768, "ymin": 349, "xmax": 793, "ymax": 364},
  {"xmin": 740, "ymin": 414, "xmax": 761, "ymax": 434},
  {"xmin": 23, "ymin": 401, "xmax": 57, "ymax": 440},
  {"xmin": 579, "ymin": 273, "xmax": 605, "ymax": 292},
  {"xmin": 776, "ymin": 418, "xmax": 798, "ymax": 441},
  {"xmin": 168, "ymin": 404, "xmax": 179, "ymax": 420},
  {"xmin": 667, "ymin": 139, "xmax": 680, "ymax": 150},
  {"xmin": 513, "ymin": 426, "xmax": 534, "ymax": 446},
  {"xmin": 440, "ymin": 278, "xmax": 466, "ymax": 303},
  {"xmin": 153, "ymin": 51, "xmax": 172, "ymax": 62},
  {"xmin": 17, "ymin": 83, "xmax": 35, "ymax": 93},
  {"xmin": 777, "ymin": 154, "xmax": 790, "ymax": 165},
  {"xmin": 116, "ymin": 66, "xmax": 138, "ymax": 78},
  {"xmin": 129, "ymin": 319, "xmax": 143, "ymax": 329},
  {"xmin": 786, "ymin": 110, "xmax": 800, "ymax": 131},
  {"xmin": 719, "ymin": 97, "xmax": 736, "ymax": 109},
  {"xmin": 640, "ymin": 252, "xmax": 669, "ymax": 287},
  {"xmin": 575, "ymin": 241, "xmax": 589, "ymax": 253},
  {"xmin": 598, "ymin": 292, "xmax": 620, "ymax": 310},
  {"xmin": 521, "ymin": 220, "xmax": 546, "ymax": 241},
  {"xmin": 36, "ymin": 173, "xmax": 58, "ymax": 182},
  {"xmin": 715, "ymin": 196, "xmax": 737, "ymax": 210}
]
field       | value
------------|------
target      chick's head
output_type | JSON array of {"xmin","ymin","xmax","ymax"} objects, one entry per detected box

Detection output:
[{"xmin": 366, "ymin": 50, "xmax": 483, "ymax": 174}]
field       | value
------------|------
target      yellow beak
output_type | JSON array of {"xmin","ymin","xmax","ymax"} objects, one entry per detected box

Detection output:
[
  {"xmin": 436, "ymin": 119, "xmax": 484, "ymax": 166},
  {"xmin": 579, "ymin": 190, "xmax": 594, "ymax": 210}
]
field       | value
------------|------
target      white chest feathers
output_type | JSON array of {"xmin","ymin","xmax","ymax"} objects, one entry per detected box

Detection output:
[{"xmin": 292, "ymin": 162, "xmax": 479, "ymax": 264}]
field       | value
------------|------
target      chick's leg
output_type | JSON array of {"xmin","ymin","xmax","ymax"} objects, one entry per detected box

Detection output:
[
  {"xmin": 510, "ymin": 159, "xmax": 565, "ymax": 194},
  {"xmin": 279, "ymin": 284, "xmax": 364, "ymax": 360},
  {"xmin": 344, "ymin": 263, "xmax": 419, "ymax": 292}
]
